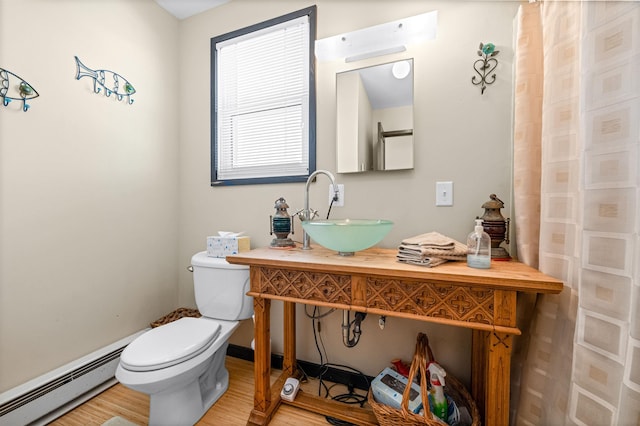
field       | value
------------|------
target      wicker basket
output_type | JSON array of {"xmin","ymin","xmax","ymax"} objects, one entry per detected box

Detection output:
[
  {"xmin": 150, "ymin": 307, "xmax": 201, "ymax": 328},
  {"xmin": 368, "ymin": 333, "xmax": 481, "ymax": 426}
]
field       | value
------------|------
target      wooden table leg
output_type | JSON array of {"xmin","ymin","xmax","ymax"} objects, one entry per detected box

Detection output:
[
  {"xmin": 247, "ymin": 297, "xmax": 272, "ymax": 426},
  {"xmin": 473, "ymin": 288, "xmax": 517, "ymax": 426},
  {"xmin": 484, "ymin": 331, "xmax": 513, "ymax": 426},
  {"xmin": 471, "ymin": 329, "xmax": 488, "ymax": 421},
  {"xmin": 283, "ymin": 301, "xmax": 296, "ymax": 376}
]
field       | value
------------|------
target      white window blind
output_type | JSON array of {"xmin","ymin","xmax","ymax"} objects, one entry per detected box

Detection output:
[{"xmin": 215, "ymin": 15, "xmax": 310, "ymax": 181}]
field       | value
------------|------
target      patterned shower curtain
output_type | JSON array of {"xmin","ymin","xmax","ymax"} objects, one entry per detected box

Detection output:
[{"xmin": 513, "ymin": 2, "xmax": 640, "ymax": 425}]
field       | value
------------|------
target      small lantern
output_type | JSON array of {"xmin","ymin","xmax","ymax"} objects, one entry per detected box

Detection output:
[
  {"xmin": 270, "ymin": 197, "xmax": 296, "ymax": 248},
  {"xmin": 479, "ymin": 194, "xmax": 510, "ymax": 259}
]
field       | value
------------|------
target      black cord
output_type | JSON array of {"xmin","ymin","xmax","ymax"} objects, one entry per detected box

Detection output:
[
  {"xmin": 322, "ymin": 380, "xmax": 368, "ymax": 425},
  {"xmin": 308, "ymin": 306, "xmax": 370, "ymax": 426},
  {"xmin": 304, "ymin": 305, "xmax": 335, "ymax": 319},
  {"xmin": 317, "ymin": 363, "xmax": 370, "ymax": 425},
  {"xmin": 311, "ymin": 307, "xmax": 328, "ymax": 367},
  {"xmin": 318, "ymin": 321, "xmax": 328, "ymax": 370},
  {"xmin": 326, "ymin": 197, "xmax": 335, "ymax": 219}
]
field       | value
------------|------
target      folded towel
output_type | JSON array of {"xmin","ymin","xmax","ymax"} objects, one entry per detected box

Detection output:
[
  {"xmin": 398, "ymin": 232, "xmax": 467, "ymax": 262},
  {"xmin": 401, "ymin": 232, "xmax": 457, "ymax": 249},
  {"xmin": 396, "ymin": 232, "xmax": 467, "ymax": 268},
  {"xmin": 397, "ymin": 255, "xmax": 448, "ymax": 268},
  {"xmin": 398, "ymin": 245, "xmax": 467, "ymax": 261}
]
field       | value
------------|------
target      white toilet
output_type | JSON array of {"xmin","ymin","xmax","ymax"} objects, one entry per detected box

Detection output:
[{"xmin": 115, "ymin": 252, "xmax": 253, "ymax": 426}]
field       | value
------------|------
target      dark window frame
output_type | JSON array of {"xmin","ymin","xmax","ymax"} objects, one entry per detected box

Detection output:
[{"xmin": 210, "ymin": 6, "xmax": 317, "ymax": 186}]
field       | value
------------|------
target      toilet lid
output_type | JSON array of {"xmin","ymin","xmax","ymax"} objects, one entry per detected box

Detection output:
[{"xmin": 120, "ymin": 317, "xmax": 221, "ymax": 372}]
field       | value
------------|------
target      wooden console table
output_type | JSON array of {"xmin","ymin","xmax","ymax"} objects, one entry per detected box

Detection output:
[{"xmin": 226, "ymin": 246, "xmax": 563, "ymax": 426}]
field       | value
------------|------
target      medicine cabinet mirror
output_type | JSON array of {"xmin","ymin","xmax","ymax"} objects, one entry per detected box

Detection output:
[{"xmin": 336, "ymin": 59, "xmax": 414, "ymax": 173}]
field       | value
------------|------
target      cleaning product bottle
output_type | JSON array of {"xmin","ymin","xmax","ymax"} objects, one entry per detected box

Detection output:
[
  {"xmin": 427, "ymin": 362, "xmax": 448, "ymax": 422},
  {"xmin": 391, "ymin": 358, "xmax": 411, "ymax": 377},
  {"xmin": 467, "ymin": 219, "xmax": 491, "ymax": 269}
]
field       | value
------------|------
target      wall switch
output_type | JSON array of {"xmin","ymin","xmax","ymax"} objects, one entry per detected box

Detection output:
[
  {"xmin": 329, "ymin": 184, "xmax": 345, "ymax": 207},
  {"xmin": 436, "ymin": 181, "xmax": 453, "ymax": 206}
]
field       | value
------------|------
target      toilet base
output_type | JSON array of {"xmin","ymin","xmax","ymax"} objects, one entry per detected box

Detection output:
[
  {"xmin": 147, "ymin": 342, "xmax": 230, "ymax": 426},
  {"xmin": 149, "ymin": 372, "xmax": 229, "ymax": 425}
]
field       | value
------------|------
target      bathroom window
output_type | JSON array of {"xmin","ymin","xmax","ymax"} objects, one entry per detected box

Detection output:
[{"xmin": 211, "ymin": 6, "xmax": 317, "ymax": 186}]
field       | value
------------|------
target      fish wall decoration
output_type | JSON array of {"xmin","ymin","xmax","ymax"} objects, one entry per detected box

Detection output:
[
  {"xmin": 74, "ymin": 56, "xmax": 136, "ymax": 105},
  {"xmin": 0, "ymin": 67, "xmax": 39, "ymax": 112}
]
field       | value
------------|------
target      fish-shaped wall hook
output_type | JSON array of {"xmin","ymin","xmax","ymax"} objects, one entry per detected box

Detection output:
[
  {"xmin": 74, "ymin": 56, "xmax": 136, "ymax": 105},
  {"xmin": 0, "ymin": 67, "xmax": 39, "ymax": 112}
]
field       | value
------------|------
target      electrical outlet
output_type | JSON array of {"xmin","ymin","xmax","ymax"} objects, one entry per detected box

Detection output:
[
  {"xmin": 329, "ymin": 184, "xmax": 345, "ymax": 207},
  {"xmin": 436, "ymin": 181, "xmax": 453, "ymax": 206}
]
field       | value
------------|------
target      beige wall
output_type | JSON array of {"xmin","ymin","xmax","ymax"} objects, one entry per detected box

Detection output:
[
  {"xmin": 179, "ymin": 0, "xmax": 519, "ymax": 385},
  {"xmin": 0, "ymin": 0, "xmax": 179, "ymax": 391},
  {"xmin": 0, "ymin": 0, "xmax": 518, "ymax": 395}
]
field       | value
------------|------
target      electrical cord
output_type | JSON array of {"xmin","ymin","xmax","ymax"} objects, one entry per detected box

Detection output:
[
  {"xmin": 311, "ymin": 307, "xmax": 328, "ymax": 367},
  {"xmin": 304, "ymin": 305, "xmax": 336, "ymax": 319},
  {"xmin": 308, "ymin": 307, "xmax": 370, "ymax": 426},
  {"xmin": 323, "ymin": 382, "xmax": 368, "ymax": 426},
  {"xmin": 326, "ymin": 195, "xmax": 337, "ymax": 219},
  {"xmin": 320, "ymin": 366, "xmax": 369, "ymax": 426}
]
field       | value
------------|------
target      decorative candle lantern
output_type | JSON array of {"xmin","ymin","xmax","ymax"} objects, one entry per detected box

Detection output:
[
  {"xmin": 270, "ymin": 197, "xmax": 296, "ymax": 248},
  {"xmin": 479, "ymin": 194, "xmax": 510, "ymax": 259}
]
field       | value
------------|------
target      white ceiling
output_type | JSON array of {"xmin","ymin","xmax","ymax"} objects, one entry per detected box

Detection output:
[
  {"xmin": 358, "ymin": 61, "xmax": 413, "ymax": 110},
  {"xmin": 154, "ymin": 0, "xmax": 229, "ymax": 19}
]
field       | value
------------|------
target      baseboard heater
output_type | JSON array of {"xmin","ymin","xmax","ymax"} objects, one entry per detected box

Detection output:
[
  {"xmin": 0, "ymin": 330, "xmax": 146, "ymax": 426},
  {"xmin": 0, "ymin": 338, "xmax": 373, "ymax": 426}
]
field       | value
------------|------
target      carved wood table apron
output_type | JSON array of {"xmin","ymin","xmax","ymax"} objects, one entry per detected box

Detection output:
[{"xmin": 226, "ymin": 247, "xmax": 563, "ymax": 426}]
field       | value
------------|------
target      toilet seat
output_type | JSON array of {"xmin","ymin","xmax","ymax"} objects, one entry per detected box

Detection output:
[{"xmin": 120, "ymin": 317, "xmax": 221, "ymax": 372}]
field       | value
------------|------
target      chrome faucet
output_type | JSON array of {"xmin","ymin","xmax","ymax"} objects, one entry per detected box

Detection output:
[{"xmin": 301, "ymin": 170, "xmax": 339, "ymax": 250}]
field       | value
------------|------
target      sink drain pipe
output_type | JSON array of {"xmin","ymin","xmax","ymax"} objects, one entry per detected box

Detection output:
[{"xmin": 342, "ymin": 310, "xmax": 367, "ymax": 347}]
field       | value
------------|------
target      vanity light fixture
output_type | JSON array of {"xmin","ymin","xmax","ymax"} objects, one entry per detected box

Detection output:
[
  {"xmin": 346, "ymin": 46, "xmax": 406, "ymax": 63},
  {"xmin": 315, "ymin": 10, "xmax": 437, "ymax": 63}
]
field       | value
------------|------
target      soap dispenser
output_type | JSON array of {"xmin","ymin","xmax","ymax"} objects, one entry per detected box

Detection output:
[{"xmin": 467, "ymin": 219, "xmax": 491, "ymax": 269}]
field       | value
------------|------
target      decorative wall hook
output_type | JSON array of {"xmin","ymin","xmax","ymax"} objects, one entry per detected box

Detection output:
[
  {"xmin": 74, "ymin": 56, "xmax": 136, "ymax": 105},
  {"xmin": 471, "ymin": 42, "xmax": 499, "ymax": 94},
  {"xmin": 1, "ymin": 67, "xmax": 39, "ymax": 112}
]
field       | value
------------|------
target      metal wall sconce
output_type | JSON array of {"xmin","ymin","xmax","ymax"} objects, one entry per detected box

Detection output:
[
  {"xmin": 471, "ymin": 42, "xmax": 499, "ymax": 94},
  {"xmin": 315, "ymin": 11, "xmax": 437, "ymax": 63}
]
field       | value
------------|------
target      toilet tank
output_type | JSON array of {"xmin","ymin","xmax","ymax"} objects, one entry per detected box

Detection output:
[{"xmin": 191, "ymin": 251, "xmax": 253, "ymax": 321}]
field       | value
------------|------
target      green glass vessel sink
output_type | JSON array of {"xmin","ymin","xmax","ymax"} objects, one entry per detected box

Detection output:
[{"xmin": 301, "ymin": 219, "xmax": 393, "ymax": 256}]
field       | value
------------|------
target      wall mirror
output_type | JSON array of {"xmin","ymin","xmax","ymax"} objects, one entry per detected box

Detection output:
[{"xmin": 336, "ymin": 59, "xmax": 414, "ymax": 173}]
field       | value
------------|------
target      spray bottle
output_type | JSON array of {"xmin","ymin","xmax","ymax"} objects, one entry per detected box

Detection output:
[{"xmin": 427, "ymin": 362, "xmax": 448, "ymax": 422}]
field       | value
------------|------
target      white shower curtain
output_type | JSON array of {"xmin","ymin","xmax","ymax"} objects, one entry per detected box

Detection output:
[{"xmin": 514, "ymin": 2, "xmax": 640, "ymax": 425}]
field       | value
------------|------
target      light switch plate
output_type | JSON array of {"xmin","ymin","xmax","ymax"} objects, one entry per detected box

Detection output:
[{"xmin": 436, "ymin": 181, "xmax": 453, "ymax": 206}]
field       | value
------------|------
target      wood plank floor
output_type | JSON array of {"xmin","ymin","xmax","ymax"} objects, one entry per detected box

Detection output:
[{"xmin": 50, "ymin": 356, "xmax": 360, "ymax": 425}]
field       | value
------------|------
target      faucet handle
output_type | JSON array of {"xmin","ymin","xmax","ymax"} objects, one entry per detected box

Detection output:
[{"xmin": 295, "ymin": 208, "xmax": 318, "ymax": 221}]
